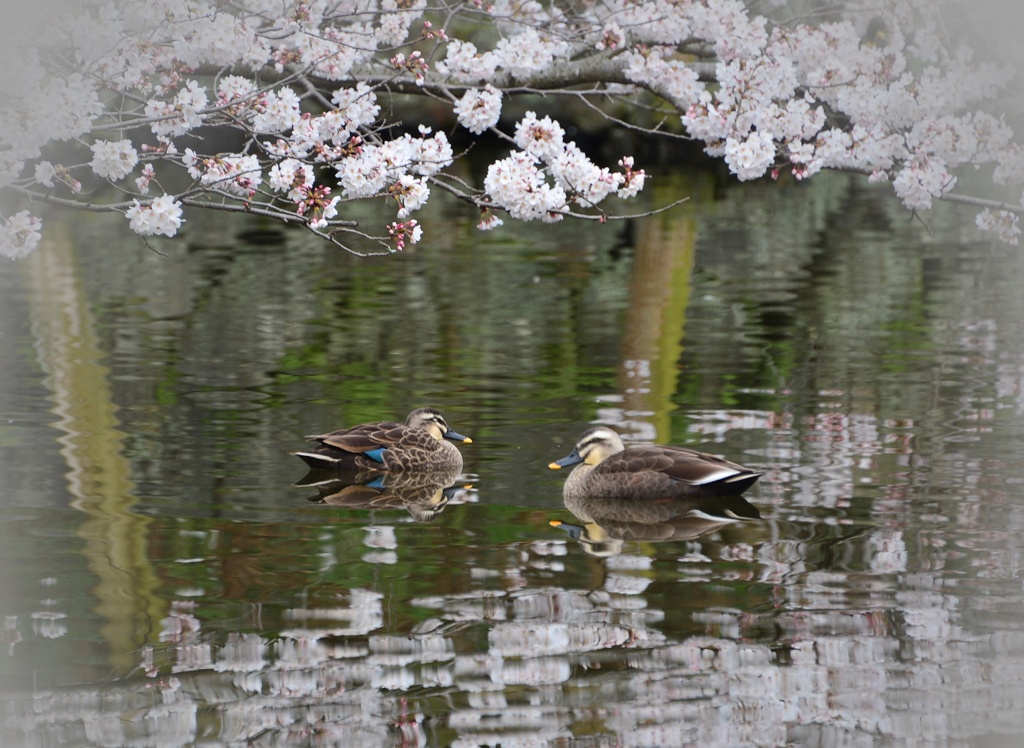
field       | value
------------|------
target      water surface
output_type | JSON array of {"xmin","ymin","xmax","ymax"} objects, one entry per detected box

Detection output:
[{"xmin": 2, "ymin": 170, "xmax": 1024, "ymax": 746}]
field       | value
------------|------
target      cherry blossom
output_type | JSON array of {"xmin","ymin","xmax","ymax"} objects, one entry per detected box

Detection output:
[
  {"xmin": 125, "ymin": 195, "xmax": 184, "ymax": 237},
  {"xmin": 514, "ymin": 112, "xmax": 566, "ymax": 163},
  {"xmin": 617, "ymin": 157, "xmax": 647, "ymax": 199},
  {"xmin": 0, "ymin": 0, "xmax": 1020, "ymax": 257},
  {"xmin": 331, "ymin": 84, "xmax": 381, "ymax": 129},
  {"xmin": 252, "ymin": 88, "xmax": 302, "ymax": 134},
  {"xmin": 390, "ymin": 175, "xmax": 431, "ymax": 218},
  {"xmin": 135, "ymin": 164, "xmax": 156, "ymax": 195},
  {"xmin": 387, "ymin": 219, "xmax": 423, "ymax": 251},
  {"xmin": 976, "ymin": 208, "xmax": 1021, "ymax": 246},
  {"xmin": 34, "ymin": 162, "xmax": 81, "ymax": 194},
  {"xmin": 484, "ymin": 151, "xmax": 569, "ymax": 222},
  {"xmin": 145, "ymin": 81, "xmax": 208, "ymax": 138},
  {"xmin": 296, "ymin": 185, "xmax": 341, "ymax": 229},
  {"xmin": 549, "ymin": 143, "xmax": 621, "ymax": 205},
  {"xmin": 436, "ymin": 40, "xmax": 499, "ymax": 81},
  {"xmin": 892, "ymin": 156, "xmax": 956, "ymax": 211},
  {"xmin": 724, "ymin": 131, "xmax": 777, "ymax": 182},
  {"xmin": 269, "ymin": 159, "xmax": 315, "ymax": 202},
  {"xmin": 34, "ymin": 162, "xmax": 57, "ymax": 188},
  {"xmin": 477, "ymin": 210, "xmax": 504, "ymax": 231},
  {"xmin": 454, "ymin": 86, "xmax": 503, "ymax": 135},
  {"xmin": 184, "ymin": 150, "xmax": 261, "ymax": 198},
  {"xmin": 0, "ymin": 211, "xmax": 43, "ymax": 260},
  {"xmin": 90, "ymin": 140, "xmax": 139, "ymax": 182}
]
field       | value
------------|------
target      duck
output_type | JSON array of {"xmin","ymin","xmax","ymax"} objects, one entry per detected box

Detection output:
[
  {"xmin": 292, "ymin": 407, "xmax": 471, "ymax": 472},
  {"xmin": 548, "ymin": 426, "xmax": 762, "ymax": 507}
]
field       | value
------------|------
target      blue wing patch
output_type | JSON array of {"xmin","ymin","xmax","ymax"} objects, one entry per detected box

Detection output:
[{"xmin": 364, "ymin": 447, "xmax": 388, "ymax": 463}]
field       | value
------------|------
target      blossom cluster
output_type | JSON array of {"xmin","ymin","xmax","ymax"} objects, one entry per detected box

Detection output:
[
  {"xmin": 482, "ymin": 112, "xmax": 646, "ymax": 224},
  {"xmin": 0, "ymin": 0, "xmax": 1022, "ymax": 258},
  {"xmin": 454, "ymin": 85, "xmax": 503, "ymax": 135},
  {"xmin": 125, "ymin": 195, "xmax": 184, "ymax": 237}
]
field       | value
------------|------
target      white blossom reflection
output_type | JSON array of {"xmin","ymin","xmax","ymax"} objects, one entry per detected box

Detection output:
[{"xmin": 5, "ymin": 522, "xmax": 1024, "ymax": 748}]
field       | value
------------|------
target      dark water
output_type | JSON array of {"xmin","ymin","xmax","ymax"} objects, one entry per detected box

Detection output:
[{"xmin": 2, "ymin": 170, "xmax": 1024, "ymax": 746}]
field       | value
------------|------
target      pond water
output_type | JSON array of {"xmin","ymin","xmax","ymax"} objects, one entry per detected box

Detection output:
[{"xmin": 2, "ymin": 168, "xmax": 1024, "ymax": 746}]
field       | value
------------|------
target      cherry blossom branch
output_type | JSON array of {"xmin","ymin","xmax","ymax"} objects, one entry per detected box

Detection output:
[{"xmin": 2, "ymin": 0, "xmax": 1023, "ymax": 258}]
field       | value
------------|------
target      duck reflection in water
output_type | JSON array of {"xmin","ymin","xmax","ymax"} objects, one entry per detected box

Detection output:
[
  {"xmin": 296, "ymin": 466, "xmax": 472, "ymax": 523},
  {"xmin": 548, "ymin": 426, "xmax": 762, "ymax": 554}
]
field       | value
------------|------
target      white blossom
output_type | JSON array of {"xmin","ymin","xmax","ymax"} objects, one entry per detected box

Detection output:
[
  {"xmin": 145, "ymin": 81, "xmax": 208, "ymax": 137},
  {"xmin": 183, "ymin": 151, "xmax": 261, "ymax": 197},
  {"xmin": 125, "ymin": 195, "xmax": 184, "ymax": 237},
  {"xmin": 336, "ymin": 147, "xmax": 389, "ymax": 198},
  {"xmin": 994, "ymin": 144, "xmax": 1024, "ymax": 186},
  {"xmin": 331, "ymin": 83, "xmax": 380, "ymax": 129},
  {"xmin": 90, "ymin": 139, "xmax": 139, "ymax": 181},
  {"xmin": 1, "ymin": 0, "xmax": 1023, "ymax": 248},
  {"xmin": 454, "ymin": 86, "xmax": 502, "ymax": 135},
  {"xmin": 284, "ymin": 23, "xmax": 376, "ymax": 81},
  {"xmin": 309, "ymin": 197, "xmax": 341, "ymax": 230},
  {"xmin": 375, "ymin": 0, "xmax": 426, "ymax": 46},
  {"xmin": 623, "ymin": 50, "xmax": 705, "ymax": 107},
  {"xmin": 392, "ymin": 174, "xmax": 430, "ymax": 218},
  {"xmin": 410, "ymin": 129, "xmax": 453, "ymax": 176},
  {"xmin": 218, "ymin": 75, "xmax": 258, "ymax": 104},
  {"xmin": 269, "ymin": 159, "xmax": 315, "ymax": 202},
  {"xmin": 493, "ymin": 29, "xmax": 571, "ymax": 79},
  {"xmin": 484, "ymin": 151, "xmax": 568, "ymax": 222},
  {"xmin": 41, "ymin": 74, "xmax": 102, "ymax": 143},
  {"xmin": 166, "ymin": 4, "xmax": 269, "ymax": 69},
  {"xmin": 478, "ymin": 212, "xmax": 503, "ymax": 231},
  {"xmin": 892, "ymin": 156, "xmax": 956, "ymax": 211},
  {"xmin": 724, "ymin": 131, "xmax": 776, "ymax": 181},
  {"xmin": 0, "ymin": 211, "xmax": 43, "ymax": 259},
  {"xmin": 514, "ymin": 112, "xmax": 565, "ymax": 163},
  {"xmin": 253, "ymin": 87, "xmax": 301, "ymax": 134},
  {"xmin": 975, "ymin": 208, "xmax": 1020, "ymax": 246},
  {"xmin": 135, "ymin": 164, "xmax": 155, "ymax": 195},
  {"xmin": 617, "ymin": 157, "xmax": 647, "ymax": 199},
  {"xmin": 549, "ymin": 143, "xmax": 621, "ymax": 204},
  {"xmin": 436, "ymin": 40, "xmax": 499, "ymax": 81},
  {"xmin": 35, "ymin": 162, "xmax": 56, "ymax": 187}
]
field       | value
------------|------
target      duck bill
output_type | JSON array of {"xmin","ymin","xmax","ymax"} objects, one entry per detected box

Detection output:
[
  {"xmin": 444, "ymin": 429, "xmax": 472, "ymax": 444},
  {"xmin": 548, "ymin": 452, "xmax": 583, "ymax": 469},
  {"xmin": 549, "ymin": 519, "xmax": 583, "ymax": 540}
]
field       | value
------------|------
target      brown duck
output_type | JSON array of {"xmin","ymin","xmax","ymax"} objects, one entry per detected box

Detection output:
[
  {"xmin": 549, "ymin": 426, "xmax": 762, "ymax": 509},
  {"xmin": 293, "ymin": 407, "xmax": 471, "ymax": 472}
]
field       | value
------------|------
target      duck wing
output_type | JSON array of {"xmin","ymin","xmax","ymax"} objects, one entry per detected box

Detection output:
[
  {"xmin": 306, "ymin": 420, "xmax": 407, "ymax": 454},
  {"xmin": 658, "ymin": 446, "xmax": 762, "ymax": 493},
  {"xmin": 590, "ymin": 445, "xmax": 762, "ymax": 497}
]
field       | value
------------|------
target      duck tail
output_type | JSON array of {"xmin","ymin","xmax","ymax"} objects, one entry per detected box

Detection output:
[
  {"xmin": 719, "ymin": 471, "xmax": 763, "ymax": 495},
  {"xmin": 715, "ymin": 492, "xmax": 762, "ymax": 520},
  {"xmin": 291, "ymin": 451, "xmax": 347, "ymax": 469}
]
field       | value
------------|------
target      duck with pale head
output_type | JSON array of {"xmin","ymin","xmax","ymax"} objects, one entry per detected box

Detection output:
[{"xmin": 549, "ymin": 426, "xmax": 762, "ymax": 521}]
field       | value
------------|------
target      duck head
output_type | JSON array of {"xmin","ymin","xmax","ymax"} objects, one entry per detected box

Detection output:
[
  {"xmin": 406, "ymin": 407, "xmax": 472, "ymax": 444},
  {"xmin": 548, "ymin": 426, "xmax": 623, "ymax": 469}
]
